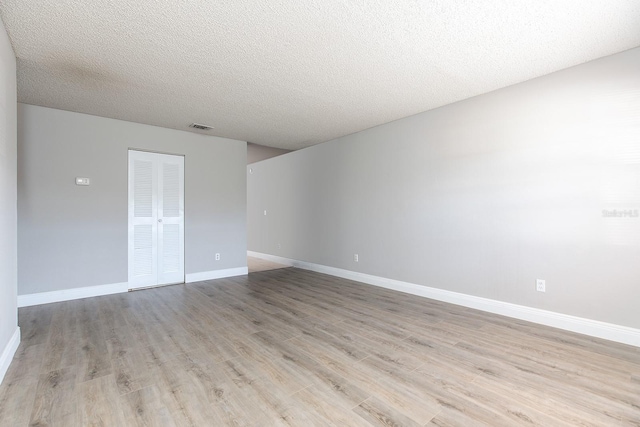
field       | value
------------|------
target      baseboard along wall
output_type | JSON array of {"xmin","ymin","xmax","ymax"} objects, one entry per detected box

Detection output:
[
  {"xmin": 185, "ymin": 267, "xmax": 248, "ymax": 283},
  {"xmin": 0, "ymin": 328, "xmax": 20, "ymax": 385},
  {"xmin": 17, "ymin": 266, "xmax": 248, "ymax": 308},
  {"xmin": 18, "ymin": 282, "xmax": 130, "ymax": 307},
  {"xmin": 247, "ymin": 251, "xmax": 640, "ymax": 348}
]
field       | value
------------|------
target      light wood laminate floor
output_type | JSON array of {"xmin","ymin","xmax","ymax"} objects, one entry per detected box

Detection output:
[{"xmin": 1, "ymin": 268, "xmax": 639, "ymax": 426}]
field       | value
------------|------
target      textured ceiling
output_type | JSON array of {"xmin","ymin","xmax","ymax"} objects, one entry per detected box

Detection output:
[{"xmin": 0, "ymin": 1, "xmax": 639, "ymax": 150}]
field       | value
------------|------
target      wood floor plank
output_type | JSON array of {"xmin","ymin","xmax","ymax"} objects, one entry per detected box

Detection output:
[
  {"xmin": 40, "ymin": 301, "xmax": 78, "ymax": 374},
  {"xmin": 2, "ymin": 343, "xmax": 46, "ymax": 382},
  {"xmin": 220, "ymin": 356, "xmax": 262, "ymax": 390},
  {"xmin": 453, "ymin": 324, "xmax": 640, "ymax": 405},
  {"xmin": 76, "ymin": 374, "xmax": 127, "ymax": 427},
  {"xmin": 140, "ymin": 285, "xmax": 241, "ymax": 363},
  {"xmin": 173, "ymin": 349, "xmax": 236, "ymax": 406},
  {"xmin": 312, "ymin": 321, "xmax": 426, "ymax": 371},
  {"xmin": 111, "ymin": 347, "xmax": 156, "ymax": 395},
  {"xmin": 152, "ymin": 357, "xmax": 225, "ymax": 426},
  {"xmin": 0, "ymin": 375, "xmax": 39, "ymax": 427},
  {"xmin": 353, "ymin": 395, "xmax": 425, "ymax": 427},
  {"xmin": 448, "ymin": 340, "xmax": 640, "ymax": 425},
  {"xmin": 2, "ymin": 267, "xmax": 638, "ymax": 426},
  {"xmin": 231, "ymin": 376, "xmax": 322, "ymax": 427},
  {"xmin": 289, "ymin": 336, "xmax": 441, "ymax": 424},
  {"xmin": 18, "ymin": 305, "xmax": 54, "ymax": 348},
  {"xmin": 289, "ymin": 327, "xmax": 370, "ymax": 366},
  {"xmin": 481, "ymin": 321, "xmax": 640, "ymax": 376},
  {"xmin": 422, "ymin": 370, "xmax": 573, "ymax": 426},
  {"xmin": 99, "ymin": 295, "xmax": 139, "ymax": 359},
  {"xmin": 226, "ymin": 333, "xmax": 313, "ymax": 395},
  {"xmin": 291, "ymin": 385, "xmax": 371, "ymax": 427},
  {"xmin": 76, "ymin": 317, "xmax": 112, "ymax": 383},
  {"xmin": 468, "ymin": 371, "xmax": 617, "ymax": 426},
  {"xmin": 246, "ymin": 330, "xmax": 371, "ymax": 409},
  {"xmin": 119, "ymin": 385, "xmax": 177, "ymax": 427},
  {"xmin": 29, "ymin": 367, "xmax": 78, "ymax": 426},
  {"xmin": 484, "ymin": 318, "xmax": 640, "ymax": 366}
]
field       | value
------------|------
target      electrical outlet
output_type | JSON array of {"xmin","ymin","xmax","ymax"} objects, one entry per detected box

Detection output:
[
  {"xmin": 536, "ymin": 279, "xmax": 545, "ymax": 292},
  {"xmin": 278, "ymin": 243, "xmax": 282, "ymax": 249},
  {"xmin": 215, "ymin": 253, "xmax": 221, "ymax": 261},
  {"xmin": 354, "ymin": 254, "xmax": 359, "ymax": 262}
]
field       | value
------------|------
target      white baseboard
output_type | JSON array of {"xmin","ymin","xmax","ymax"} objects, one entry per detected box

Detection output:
[
  {"xmin": 17, "ymin": 267, "xmax": 250, "ymax": 307},
  {"xmin": 0, "ymin": 328, "xmax": 20, "ymax": 385},
  {"xmin": 18, "ymin": 282, "xmax": 129, "ymax": 308},
  {"xmin": 248, "ymin": 251, "xmax": 640, "ymax": 348},
  {"xmin": 185, "ymin": 267, "xmax": 248, "ymax": 283}
]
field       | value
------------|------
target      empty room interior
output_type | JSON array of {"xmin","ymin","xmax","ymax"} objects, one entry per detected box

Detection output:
[{"xmin": 1, "ymin": 1, "xmax": 639, "ymax": 426}]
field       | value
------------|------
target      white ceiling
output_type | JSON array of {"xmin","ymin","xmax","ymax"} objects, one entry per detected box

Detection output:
[{"xmin": 0, "ymin": 1, "xmax": 639, "ymax": 150}]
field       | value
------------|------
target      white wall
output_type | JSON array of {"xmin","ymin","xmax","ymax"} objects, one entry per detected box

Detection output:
[
  {"xmin": 0, "ymin": 17, "xmax": 18, "ymax": 382},
  {"xmin": 249, "ymin": 47, "xmax": 640, "ymax": 330},
  {"xmin": 18, "ymin": 104, "xmax": 247, "ymax": 296}
]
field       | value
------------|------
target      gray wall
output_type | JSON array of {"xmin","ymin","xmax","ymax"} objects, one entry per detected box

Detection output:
[
  {"xmin": 0, "ymin": 18, "xmax": 17, "ymax": 368},
  {"xmin": 248, "ymin": 47, "xmax": 640, "ymax": 329},
  {"xmin": 247, "ymin": 142, "xmax": 291, "ymax": 164},
  {"xmin": 18, "ymin": 104, "xmax": 247, "ymax": 295}
]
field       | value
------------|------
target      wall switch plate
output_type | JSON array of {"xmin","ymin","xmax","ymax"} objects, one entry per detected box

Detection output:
[
  {"xmin": 536, "ymin": 279, "xmax": 546, "ymax": 292},
  {"xmin": 215, "ymin": 253, "xmax": 220, "ymax": 261},
  {"xmin": 263, "ymin": 210, "xmax": 267, "ymax": 216},
  {"xmin": 75, "ymin": 177, "xmax": 90, "ymax": 186},
  {"xmin": 354, "ymin": 254, "xmax": 359, "ymax": 262}
]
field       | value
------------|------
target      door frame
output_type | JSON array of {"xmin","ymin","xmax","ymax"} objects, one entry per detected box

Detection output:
[{"xmin": 127, "ymin": 149, "xmax": 185, "ymax": 290}]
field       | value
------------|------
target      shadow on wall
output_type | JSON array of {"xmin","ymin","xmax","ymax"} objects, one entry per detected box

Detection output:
[{"xmin": 247, "ymin": 142, "xmax": 292, "ymax": 164}]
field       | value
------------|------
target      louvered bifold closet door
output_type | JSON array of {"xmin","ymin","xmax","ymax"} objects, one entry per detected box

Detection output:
[
  {"xmin": 128, "ymin": 150, "xmax": 184, "ymax": 290},
  {"xmin": 157, "ymin": 155, "xmax": 184, "ymax": 285},
  {"xmin": 128, "ymin": 150, "xmax": 159, "ymax": 289}
]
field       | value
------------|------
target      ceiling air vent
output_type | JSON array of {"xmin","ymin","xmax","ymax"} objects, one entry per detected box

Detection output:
[{"xmin": 189, "ymin": 123, "xmax": 214, "ymax": 131}]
